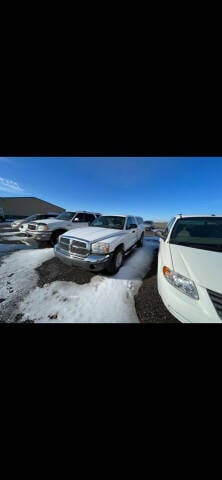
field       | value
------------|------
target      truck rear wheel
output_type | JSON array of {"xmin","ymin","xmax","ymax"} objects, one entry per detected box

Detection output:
[
  {"xmin": 106, "ymin": 247, "xmax": 124, "ymax": 274},
  {"xmin": 137, "ymin": 232, "xmax": 144, "ymax": 247}
]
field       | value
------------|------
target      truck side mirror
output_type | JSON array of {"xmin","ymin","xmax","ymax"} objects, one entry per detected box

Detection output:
[{"xmin": 74, "ymin": 218, "xmax": 79, "ymax": 222}]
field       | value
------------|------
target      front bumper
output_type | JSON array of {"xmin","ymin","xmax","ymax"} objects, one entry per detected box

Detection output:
[
  {"xmin": 158, "ymin": 271, "xmax": 222, "ymax": 323},
  {"xmin": 54, "ymin": 244, "xmax": 113, "ymax": 271},
  {"xmin": 26, "ymin": 230, "xmax": 52, "ymax": 241}
]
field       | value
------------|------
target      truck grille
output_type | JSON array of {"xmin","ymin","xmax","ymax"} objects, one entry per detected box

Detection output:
[
  {"xmin": 59, "ymin": 237, "xmax": 70, "ymax": 252},
  {"xmin": 58, "ymin": 237, "xmax": 89, "ymax": 257},
  {"xmin": 60, "ymin": 237, "xmax": 70, "ymax": 245},
  {"xmin": 70, "ymin": 239, "xmax": 89, "ymax": 257},
  {"xmin": 28, "ymin": 224, "xmax": 37, "ymax": 231},
  {"xmin": 207, "ymin": 289, "xmax": 222, "ymax": 319}
]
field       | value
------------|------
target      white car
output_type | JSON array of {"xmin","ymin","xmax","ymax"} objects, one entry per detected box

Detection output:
[
  {"xmin": 54, "ymin": 215, "xmax": 145, "ymax": 273},
  {"xmin": 18, "ymin": 212, "xmax": 59, "ymax": 233},
  {"xmin": 157, "ymin": 215, "xmax": 222, "ymax": 323},
  {"xmin": 11, "ymin": 213, "xmax": 58, "ymax": 230},
  {"xmin": 11, "ymin": 218, "xmax": 27, "ymax": 229}
]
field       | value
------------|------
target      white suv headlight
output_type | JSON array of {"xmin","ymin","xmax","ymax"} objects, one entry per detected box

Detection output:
[
  {"xmin": 91, "ymin": 242, "xmax": 110, "ymax": 254},
  {"xmin": 37, "ymin": 224, "xmax": 49, "ymax": 231},
  {"xmin": 163, "ymin": 266, "xmax": 199, "ymax": 300}
]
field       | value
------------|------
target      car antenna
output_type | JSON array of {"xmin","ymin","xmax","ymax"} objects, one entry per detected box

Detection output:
[{"xmin": 212, "ymin": 214, "xmax": 215, "ymax": 216}]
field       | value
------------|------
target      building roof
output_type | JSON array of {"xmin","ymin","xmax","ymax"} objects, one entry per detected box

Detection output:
[
  {"xmin": 0, "ymin": 196, "xmax": 65, "ymax": 215},
  {"xmin": 0, "ymin": 196, "xmax": 64, "ymax": 210}
]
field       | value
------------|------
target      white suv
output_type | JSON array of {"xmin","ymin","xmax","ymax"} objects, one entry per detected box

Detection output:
[
  {"xmin": 26, "ymin": 211, "xmax": 101, "ymax": 246},
  {"xmin": 157, "ymin": 215, "xmax": 222, "ymax": 323}
]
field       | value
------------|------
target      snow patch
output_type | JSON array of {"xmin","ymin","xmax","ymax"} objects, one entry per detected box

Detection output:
[
  {"xmin": 114, "ymin": 237, "xmax": 158, "ymax": 280},
  {"xmin": 19, "ymin": 277, "xmax": 140, "ymax": 323},
  {"xmin": 0, "ymin": 244, "xmax": 34, "ymax": 258},
  {"xmin": 0, "ymin": 248, "xmax": 54, "ymax": 299},
  {"xmin": 0, "ymin": 231, "xmax": 20, "ymax": 236},
  {"xmin": 19, "ymin": 240, "xmax": 158, "ymax": 323}
]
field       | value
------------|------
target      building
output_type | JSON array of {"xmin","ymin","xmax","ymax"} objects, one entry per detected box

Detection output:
[{"xmin": 0, "ymin": 196, "xmax": 65, "ymax": 219}]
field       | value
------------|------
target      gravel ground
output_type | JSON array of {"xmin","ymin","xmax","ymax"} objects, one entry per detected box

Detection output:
[
  {"xmin": 36, "ymin": 256, "xmax": 94, "ymax": 287},
  {"xmin": 135, "ymin": 250, "xmax": 178, "ymax": 323},
  {"xmin": 0, "ymin": 225, "xmax": 178, "ymax": 323}
]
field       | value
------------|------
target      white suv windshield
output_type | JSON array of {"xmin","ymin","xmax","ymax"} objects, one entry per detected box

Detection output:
[
  {"xmin": 170, "ymin": 217, "xmax": 222, "ymax": 252},
  {"xmin": 25, "ymin": 214, "xmax": 53, "ymax": 222},
  {"xmin": 56, "ymin": 212, "xmax": 76, "ymax": 220},
  {"xmin": 90, "ymin": 216, "xmax": 125, "ymax": 230}
]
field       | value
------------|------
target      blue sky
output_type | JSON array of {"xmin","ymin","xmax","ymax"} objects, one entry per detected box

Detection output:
[{"xmin": 0, "ymin": 157, "xmax": 222, "ymax": 221}]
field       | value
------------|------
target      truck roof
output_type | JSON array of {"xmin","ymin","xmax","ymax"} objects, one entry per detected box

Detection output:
[
  {"xmin": 175, "ymin": 214, "xmax": 222, "ymax": 218},
  {"xmin": 65, "ymin": 211, "xmax": 101, "ymax": 214},
  {"xmin": 99, "ymin": 214, "xmax": 139, "ymax": 218}
]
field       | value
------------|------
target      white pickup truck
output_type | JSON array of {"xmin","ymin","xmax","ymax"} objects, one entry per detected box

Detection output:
[
  {"xmin": 54, "ymin": 215, "xmax": 145, "ymax": 274},
  {"xmin": 26, "ymin": 211, "xmax": 101, "ymax": 246}
]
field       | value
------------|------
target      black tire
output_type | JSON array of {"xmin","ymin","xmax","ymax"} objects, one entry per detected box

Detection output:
[
  {"xmin": 137, "ymin": 232, "xmax": 144, "ymax": 247},
  {"xmin": 50, "ymin": 230, "xmax": 66, "ymax": 247},
  {"xmin": 106, "ymin": 246, "xmax": 124, "ymax": 274}
]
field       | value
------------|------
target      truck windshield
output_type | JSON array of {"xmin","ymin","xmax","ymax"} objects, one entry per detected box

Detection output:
[
  {"xmin": 90, "ymin": 216, "xmax": 125, "ymax": 230},
  {"xmin": 170, "ymin": 217, "xmax": 222, "ymax": 252},
  {"xmin": 56, "ymin": 212, "xmax": 76, "ymax": 220}
]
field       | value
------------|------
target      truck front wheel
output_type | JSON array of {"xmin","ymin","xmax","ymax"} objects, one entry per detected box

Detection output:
[{"xmin": 106, "ymin": 247, "xmax": 124, "ymax": 274}]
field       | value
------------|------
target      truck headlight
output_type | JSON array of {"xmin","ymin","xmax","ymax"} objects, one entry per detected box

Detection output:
[
  {"xmin": 91, "ymin": 242, "xmax": 110, "ymax": 254},
  {"xmin": 37, "ymin": 224, "xmax": 49, "ymax": 231},
  {"xmin": 163, "ymin": 266, "xmax": 199, "ymax": 300}
]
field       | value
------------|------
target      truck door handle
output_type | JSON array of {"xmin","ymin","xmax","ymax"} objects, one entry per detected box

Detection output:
[{"xmin": 132, "ymin": 230, "xmax": 136, "ymax": 233}]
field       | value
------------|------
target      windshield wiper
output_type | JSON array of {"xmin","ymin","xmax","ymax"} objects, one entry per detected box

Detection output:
[
  {"xmin": 193, "ymin": 243, "xmax": 222, "ymax": 251},
  {"xmin": 170, "ymin": 241, "xmax": 222, "ymax": 251}
]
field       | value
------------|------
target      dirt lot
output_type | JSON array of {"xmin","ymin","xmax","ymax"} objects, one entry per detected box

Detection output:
[
  {"xmin": 135, "ymin": 248, "xmax": 178, "ymax": 323},
  {"xmin": 135, "ymin": 230, "xmax": 177, "ymax": 323},
  {"xmin": 0, "ymin": 223, "xmax": 177, "ymax": 323}
]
